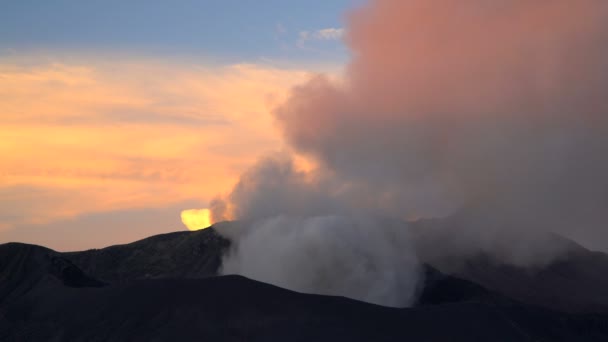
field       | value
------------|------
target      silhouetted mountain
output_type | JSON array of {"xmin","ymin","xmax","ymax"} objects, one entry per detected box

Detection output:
[
  {"xmin": 64, "ymin": 229, "xmax": 229, "ymax": 283},
  {"xmin": 0, "ymin": 243, "xmax": 104, "ymax": 305},
  {"xmin": 2, "ymin": 223, "xmax": 608, "ymax": 341}
]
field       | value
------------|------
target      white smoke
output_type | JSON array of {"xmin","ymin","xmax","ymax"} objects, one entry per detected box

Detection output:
[
  {"xmin": 218, "ymin": 215, "xmax": 421, "ymax": 307},
  {"xmin": 210, "ymin": 0, "xmax": 608, "ymax": 307}
]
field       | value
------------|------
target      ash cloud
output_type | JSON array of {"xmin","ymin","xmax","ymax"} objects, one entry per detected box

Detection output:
[
  {"xmin": 213, "ymin": 0, "xmax": 608, "ymax": 306},
  {"xmin": 275, "ymin": 0, "xmax": 608, "ymax": 249},
  {"xmin": 210, "ymin": 153, "xmax": 345, "ymax": 222}
]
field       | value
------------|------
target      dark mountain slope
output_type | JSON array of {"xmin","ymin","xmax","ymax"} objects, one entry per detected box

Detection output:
[
  {"xmin": 64, "ymin": 222, "xmax": 608, "ymax": 314},
  {"xmin": 3, "ymin": 222, "xmax": 608, "ymax": 340},
  {"xmin": 0, "ymin": 243, "xmax": 104, "ymax": 305},
  {"xmin": 64, "ymin": 228, "xmax": 229, "ymax": 283},
  {"xmin": 2, "ymin": 271, "xmax": 608, "ymax": 342}
]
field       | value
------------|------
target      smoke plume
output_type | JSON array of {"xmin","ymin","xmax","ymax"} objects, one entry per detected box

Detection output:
[
  {"xmin": 213, "ymin": 0, "xmax": 608, "ymax": 306},
  {"xmin": 219, "ymin": 215, "xmax": 420, "ymax": 307}
]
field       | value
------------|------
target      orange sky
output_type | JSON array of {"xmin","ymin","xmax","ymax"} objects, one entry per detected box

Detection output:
[{"xmin": 0, "ymin": 57, "xmax": 314, "ymax": 250}]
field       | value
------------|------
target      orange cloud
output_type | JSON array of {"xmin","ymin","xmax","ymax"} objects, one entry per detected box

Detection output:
[{"xmin": 0, "ymin": 58, "xmax": 311, "ymax": 232}]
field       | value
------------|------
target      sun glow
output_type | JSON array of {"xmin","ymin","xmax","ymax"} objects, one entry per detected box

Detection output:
[
  {"xmin": 180, "ymin": 209, "xmax": 213, "ymax": 231},
  {"xmin": 0, "ymin": 60, "xmax": 310, "ymax": 234}
]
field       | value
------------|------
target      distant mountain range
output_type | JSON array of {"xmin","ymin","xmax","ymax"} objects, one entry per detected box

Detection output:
[{"xmin": 2, "ymin": 221, "xmax": 608, "ymax": 341}]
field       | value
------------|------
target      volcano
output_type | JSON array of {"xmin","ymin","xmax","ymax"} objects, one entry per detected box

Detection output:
[{"xmin": 2, "ymin": 220, "xmax": 608, "ymax": 341}]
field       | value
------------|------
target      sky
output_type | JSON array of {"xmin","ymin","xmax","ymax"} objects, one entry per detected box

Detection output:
[{"xmin": 0, "ymin": 0, "xmax": 360, "ymax": 251}]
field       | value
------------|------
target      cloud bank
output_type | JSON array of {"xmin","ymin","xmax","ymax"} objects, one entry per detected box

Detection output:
[
  {"xmin": 274, "ymin": 0, "xmax": 608, "ymax": 248},
  {"xmin": 0, "ymin": 59, "xmax": 309, "ymax": 250}
]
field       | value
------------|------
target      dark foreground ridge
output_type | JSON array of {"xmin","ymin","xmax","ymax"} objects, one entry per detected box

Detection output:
[{"xmin": 1, "ymin": 226, "xmax": 608, "ymax": 341}]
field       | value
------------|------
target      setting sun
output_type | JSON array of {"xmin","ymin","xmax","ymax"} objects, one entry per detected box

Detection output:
[{"xmin": 180, "ymin": 209, "xmax": 213, "ymax": 231}]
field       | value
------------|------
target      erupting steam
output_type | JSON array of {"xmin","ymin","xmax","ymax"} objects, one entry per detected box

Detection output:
[{"xmin": 212, "ymin": 0, "xmax": 608, "ymax": 307}]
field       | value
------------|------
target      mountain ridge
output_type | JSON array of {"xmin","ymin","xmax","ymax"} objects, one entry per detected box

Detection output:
[{"xmin": 2, "ymin": 222, "xmax": 608, "ymax": 341}]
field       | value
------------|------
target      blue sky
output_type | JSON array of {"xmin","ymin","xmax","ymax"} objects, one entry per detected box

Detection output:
[{"xmin": 1, "ymin": 0, "xmax": 361, "ymax": 64}]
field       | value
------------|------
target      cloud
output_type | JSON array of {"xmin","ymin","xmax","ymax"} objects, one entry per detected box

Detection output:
[
  {"xmin": 0, "ymin": 202, "xmax": 198, "ymax": 251},
  {"xmin": 275, "ymin": 23, "xmax": 287, "ymax": 36},
  {"xmin": 210, "ymin": 153, "xmax": 345, "ymax": 222},
  {"xmin": 298, "ymin": 28, "xmax": 345, "ymax": 48},
  {"xmin": 0, "ymin": 58, "xmax": 310, "ymax": 243},
  {"xmin": 315, "ymin": 28, "xmax": 345, "ymax": 40},
  {"xmin": 273, "ymin": 0, "xmax": 608, "ymax": 251},
  {"xmin": 213, "ymin": 0, "xmax": 608, "ymax": 290}
]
